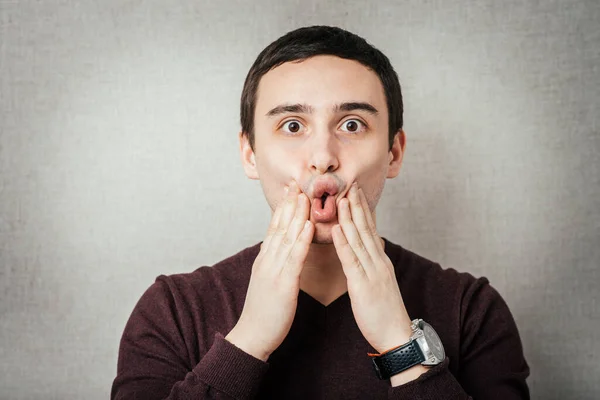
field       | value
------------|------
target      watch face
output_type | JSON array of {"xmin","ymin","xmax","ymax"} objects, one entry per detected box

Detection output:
[{"xmin": 423, "ymin": 323, "xmax": 445, "ymax": 360}]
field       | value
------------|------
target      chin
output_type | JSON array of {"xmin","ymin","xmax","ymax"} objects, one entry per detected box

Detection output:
[{"xmin": 310, "ymin": 220, "xmax": 337, "ymax": 244}]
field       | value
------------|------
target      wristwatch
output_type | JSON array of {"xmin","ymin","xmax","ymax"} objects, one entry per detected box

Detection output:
[{"xmin": 370, "ymin": 319, "xmax": 445, "ymax": 380}]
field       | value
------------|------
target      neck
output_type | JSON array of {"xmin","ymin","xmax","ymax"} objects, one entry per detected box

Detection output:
[
  {"xmin": 298, "ymin": 233, "xmax": 386, "ymax": 306},
  {"xmin": 299, "ymin": 242, "xmax": 347, "ymax": 306},
  {"xmin": 302, "ymin": 242, "xmax": 344, "ymax": 277},
  {"xmin": 298, "ymin": 208, "xmax": 384, "ymax": 305}
]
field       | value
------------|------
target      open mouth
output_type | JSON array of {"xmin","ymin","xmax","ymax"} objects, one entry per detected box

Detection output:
[
  {"xmin": 320, "ymin": 193, "xmax": 328, "ymax": 208},
  {"xmin": 311, "ymin": 187, "xmax": 338, "ymax": 222}
]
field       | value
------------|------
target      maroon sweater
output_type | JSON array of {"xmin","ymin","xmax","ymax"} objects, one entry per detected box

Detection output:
[{"xmin": 111, "ymin": 238, "xmax": 529, "ymax": 399}]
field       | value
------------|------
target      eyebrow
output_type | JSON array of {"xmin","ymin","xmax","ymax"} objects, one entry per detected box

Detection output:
[{"xmin": 265, "ymin": 102, "xmax": 379, "ymax": 118}]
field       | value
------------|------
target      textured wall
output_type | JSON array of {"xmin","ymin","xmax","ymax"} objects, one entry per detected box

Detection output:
[{"xmin": 1, "ymin": 1, "xmax": 598, "ymax": 399}]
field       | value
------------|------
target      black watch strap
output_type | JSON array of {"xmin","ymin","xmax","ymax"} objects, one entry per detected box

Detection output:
[{"xmin": 371, "ymin": 340, "xmax": 426, "ymax": 380}]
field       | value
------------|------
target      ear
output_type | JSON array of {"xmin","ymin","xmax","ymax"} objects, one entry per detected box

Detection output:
[
  {"xmin": 239, "ymin": 131, "xmax": 260, "ymax": 180},
  {"xmin": 386, "ymin": 130, "xmax": 406, "ymax": 179}
]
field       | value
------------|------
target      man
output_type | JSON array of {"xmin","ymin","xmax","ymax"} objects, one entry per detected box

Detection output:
[{"xmin": 112, "ymin": 26, "xmax": 529, "ymax": 399}]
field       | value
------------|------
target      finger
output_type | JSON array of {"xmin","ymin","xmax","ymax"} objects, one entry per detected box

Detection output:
[
  {"xmin": 332, "ymin": 223, "xmax": 366, "ymax": 281},
  {"xmin": 262, "ymin": 185, "xmax": 288, "ymax": 252},
  {"xmin": 277, "ymin": 192, "xmax": 310, "ymax": 260},
  {"xmin": 283, "ymin": 219, "xmax": 314, "ymax": 278},
  {"xmin": 288, "ymin": 192, "xmax": 311, "ymax": 241},
  {"xmin": 337, "ymin": 196, "xmax": 372, "ymax": 275},
  {"xmin": 348, "ymin": 183, "xmax": 383, "ymax": 259},
  {"xmin": 270, "ymin": 181, "xmax": 300, "ymax": 250},
  {"xmin": 357, "ymin": 186, "xmax": 385, "ymax": 255}
]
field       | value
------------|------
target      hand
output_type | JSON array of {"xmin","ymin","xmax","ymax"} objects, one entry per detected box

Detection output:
[
  {"xmin": 225, "ymin": 181, "xmax": 314, "ymax": 361},
  {"xmin": 331, "ymin": 183, "xmax": 413, "ymax": 354}
]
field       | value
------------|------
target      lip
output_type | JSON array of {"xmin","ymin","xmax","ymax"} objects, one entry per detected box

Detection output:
[{"xmin": 311, "ymin": 178, "xmax": 340, "ymax": 200}]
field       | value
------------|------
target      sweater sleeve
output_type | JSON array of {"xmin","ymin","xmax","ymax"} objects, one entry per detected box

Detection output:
[
  {"xmin": 111, "ymin": 278, "xmax": 269, "ymax": 400},
  {"xmin": 386, "ymin": 277, "xmax": 530, "ymax": 399}
]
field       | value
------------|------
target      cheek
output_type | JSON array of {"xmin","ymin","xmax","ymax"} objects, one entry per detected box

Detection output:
[
  {"xmin": 255, "ymin": 143, "xmax": 294, "ymax": 179},
  {"xmin": 255, "ymin": 148, "xmax": 299, "ymax": 210},
  {"xmin": 354, "ymin": 157, "xmax": 389, "ymax": 210},
  {"xmin": 353, "ymin": 173, "xmax": 385, "ymax": 212},
  {"xmin": 257, "ymin": 156, "xmax": 288, "ymax": 180}
]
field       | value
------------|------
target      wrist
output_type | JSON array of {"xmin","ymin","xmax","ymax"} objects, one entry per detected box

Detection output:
[
  {"xmin": 225, "ymin": 327, "xmax": 272, "ymax": 362},
  {"xmin": 371, "ymin": 319, "xmax": 445, "ymax": 385},
  {"xmin": 390, "ymin": 364, "xmax": 428, "ymax": 386},
  {"xmin": 371, "ymin": 334, "xmax": 427, "ymax": 386},
  {"xmin": 373, "ymin": 325, "xmax": 413, "ymax": 354}
]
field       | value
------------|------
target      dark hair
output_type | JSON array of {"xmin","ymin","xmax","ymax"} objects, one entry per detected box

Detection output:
[{"xmin": 240, "ymin": 25, "xmax": 403, "ymax": 151}]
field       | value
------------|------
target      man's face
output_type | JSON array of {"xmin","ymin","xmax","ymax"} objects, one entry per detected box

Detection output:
[{"xmin": 240, "ymin": 55, "xmax": 404, "ymax": 244}]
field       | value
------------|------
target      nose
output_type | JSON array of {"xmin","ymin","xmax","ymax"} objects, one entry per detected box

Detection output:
[{"xmin": 308, "ymin": 129, "xmax": 340, "ymax": 174}]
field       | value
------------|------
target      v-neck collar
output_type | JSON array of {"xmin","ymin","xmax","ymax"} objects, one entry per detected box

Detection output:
[
  {"xmin": 298, "ymin": 288, "xmax": 350, "ymax": 309},
  {"xmin": 296, "ymin": 237, "xmax": 391, "ymax": 309}
]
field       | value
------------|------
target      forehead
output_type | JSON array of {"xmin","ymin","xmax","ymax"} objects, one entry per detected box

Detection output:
[{"xmin": 255, "ymin": 55, "xmax": 387, "ymax": 116}]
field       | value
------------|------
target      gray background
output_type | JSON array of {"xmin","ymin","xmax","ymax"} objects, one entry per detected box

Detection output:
[{"xmin": 1, "ymin": 0, "xmax": 598, "ymax": 399}]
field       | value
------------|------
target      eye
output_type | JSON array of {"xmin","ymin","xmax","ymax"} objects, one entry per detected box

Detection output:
[
  {"xmin": 340, "ymin": 119, "xmax": 366, "ymax": 134},
  {"xmin": 280, "ymin": 120, "xmax": 305, "ymax": 134}
]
